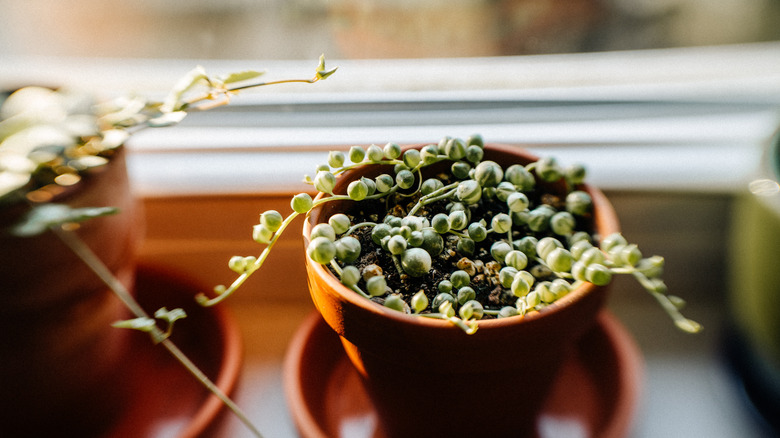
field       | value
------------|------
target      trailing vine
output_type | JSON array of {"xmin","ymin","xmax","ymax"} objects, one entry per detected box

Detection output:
[{"xmin": 207, "ymin": 135, "xmax": 701, "ymax": 335}]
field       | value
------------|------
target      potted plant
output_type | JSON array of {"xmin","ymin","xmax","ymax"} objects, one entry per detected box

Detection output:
[
  {"xmin": 0, "ymin": 85, "xmax": 143, "ymax": 435},
  {"xmin": 203, "ymin": 135, "xmax": 701, "ymax": 437},
  {"xmin": 0, "ymin": 57, "xmax": 336, "ymax": 437}
]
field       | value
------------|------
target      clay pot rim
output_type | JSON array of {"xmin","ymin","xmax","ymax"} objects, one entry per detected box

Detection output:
[{"xmin": 303, "ymin": 142, "xmax": 620, "ymax": 333}]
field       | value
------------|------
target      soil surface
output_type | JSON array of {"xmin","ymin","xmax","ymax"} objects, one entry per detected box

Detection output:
[{"xmin": 331, "ymin": 175, "xmax": 594, "ymax": 318}]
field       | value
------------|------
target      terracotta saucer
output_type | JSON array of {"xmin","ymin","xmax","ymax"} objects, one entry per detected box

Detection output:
[
  {"xmin": 98, "ymin": 264, "xmax": 243, "ymax": 438},
  {"xmin": 284, "ymin": 311, "xmax": 643, "ymax": 438}
]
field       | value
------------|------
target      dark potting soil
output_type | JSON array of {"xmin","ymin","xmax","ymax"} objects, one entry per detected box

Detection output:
[{"xmin": 328, "ymin": 179, "xmax": 595, "ymax": 318}]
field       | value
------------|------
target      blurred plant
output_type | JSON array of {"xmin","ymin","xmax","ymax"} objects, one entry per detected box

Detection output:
[
  {"xmin": 2, "ymin": 55, "xmax": 336, "ymax": 438},
  {"xmin": 0, "ymin": 54, "xmax": 336, "ymax": 206}
]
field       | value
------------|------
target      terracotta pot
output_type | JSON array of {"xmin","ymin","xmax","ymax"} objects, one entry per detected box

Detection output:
[
  {"xmin": 103, "ymin": 265, "xmax": 244, "ymax": 438},
  {"xmin": 0, "ymin": 147, "xmax": 140, "ymax": 436},
  {"xmin": 327, "ymin": 0, "xmax": 606, "ymax": 59},
  {"xmin": 303, "ymin": 143, "xmax": 620, "ymax": 437}
]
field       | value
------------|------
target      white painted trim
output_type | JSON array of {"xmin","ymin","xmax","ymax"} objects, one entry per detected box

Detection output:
[{"xmin": 3, "ymin": 43, "xmax": 779, "ymax": 197}]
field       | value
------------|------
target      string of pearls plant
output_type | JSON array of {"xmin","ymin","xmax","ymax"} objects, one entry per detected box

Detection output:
[{"xmin": 205, "ymin": 135, "xmax": 701, "ymax": 335}]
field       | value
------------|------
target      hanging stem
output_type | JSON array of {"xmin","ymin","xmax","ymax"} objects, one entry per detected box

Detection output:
[
  {"xmin": 52, "ymin": 226, "xmax": 263, "ymax": 438},
  {"xmin": 183, "ymin": 77, "xmax": 325, "ymax": 111},
  {"xmin": 182, "ymin": 55, "xmax": 336, "ymax": 113},
  {"xmin": 407, "ymin": 182, "xmax": 459, "ymax": 217},
  {"xmin": 197, "ymin": 209, "xmax": 304, "ymax": 307}
]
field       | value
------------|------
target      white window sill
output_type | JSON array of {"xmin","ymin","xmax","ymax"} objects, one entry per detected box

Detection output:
[{"xmin": 2, "ymin": 42, "xmax": 779, "ymax": 196}]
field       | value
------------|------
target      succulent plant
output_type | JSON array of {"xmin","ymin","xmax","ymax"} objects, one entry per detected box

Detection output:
[{"xmin": 209, "ymin": 134, "xmax": 701, "ymax": 334}]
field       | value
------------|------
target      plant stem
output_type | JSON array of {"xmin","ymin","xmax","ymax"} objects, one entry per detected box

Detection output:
[
  {"xmin": 328, "ymin": 259, "xmax": 343, "ymax": 277},
  {"xmin": 448, "ymin": 229, "xmax": 469, "ymax": 239},
  {"xmin": 52, "ymin": 226, "xmax": 263, "ymax": 438},
  {"xmin": 201, "ymin": 188, "xmax": 398, "ymax": 308},
  {"xmin": 345, "ymin": 221, "xmax": 377, "ymax": 236},
  {"xmin": 226, "ymin": 77, "xmax": 323, "ymax": 93},
  {"xmin": 183, "ymin": 75, "xmax": 329, "ymax": 113},
  {"xmin": 407, "ymin": 182, "xmax": 458, "ymax": 217},
  {"xmin": 53, "ymin": 226, "xmax": 147, "ymax": 318},
  {"xmin": 349, "ymin": 284, "xmax": 371, "ymax": 299},
  {"xmin": 198, "ymin": 210, "xmax": 301, "ymax": 307},
  {"xmin": 390, "ymin": 254, "xmax": 405, "ymax": 276},
  {"xmin": 631, "ymin": 271, "xmax": 702, "ymax": 333},
  {"xmin": 332, "ymin": 159, "xmax": 402, "ymax": 176},
  {"xmin": 159, "ymin": 337, "xmax": 264, "ymax": 437},
  {"xmin": 396, "ymin": 167, "xmax": 425, "ymax": 198},
  {"xmin": 420, "ymin": 312, "xmax": 478, "ymax": 334}
]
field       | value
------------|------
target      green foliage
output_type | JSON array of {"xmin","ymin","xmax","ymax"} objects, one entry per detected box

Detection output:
[
  {"xmin": 112, "ymin": 307, "xmax": 188, "ymax": 343},
  {"xmin": 213, "ymin": 134, "xmax": 701, "ymax": 334},
  {"xmin": 220, "ymin": 70, "xmax": 266, "ymax": 85},
  {"xmin": 9, "ymin": 204, "xmax": 118, "ymax": 237}
]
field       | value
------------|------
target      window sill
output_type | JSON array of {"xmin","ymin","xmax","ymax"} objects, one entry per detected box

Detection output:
[{"xmin": 3, "ymin": 43, "xmax": 779, "ymax": 196}]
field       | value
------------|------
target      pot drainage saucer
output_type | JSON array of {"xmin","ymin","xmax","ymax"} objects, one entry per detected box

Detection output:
[
  {"xmin": 284, "ymin": 311, "xmax": 642, "ymax": 438},
  {"xmin": 98, "ymin": 264, "xmax": 243, "ymax": 438}
]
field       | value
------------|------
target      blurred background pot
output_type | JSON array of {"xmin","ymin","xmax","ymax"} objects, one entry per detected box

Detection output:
[
  {"xmin": 303, "ymin": 144, "xmax": 621, "ymax": 437},
  {"xmin": 0, "ymin": 146, "xmax": 140, "ymax": 436}
]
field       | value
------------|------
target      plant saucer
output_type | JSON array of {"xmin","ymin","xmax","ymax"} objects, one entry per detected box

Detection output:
[
  {"xmin": 284, "ymin": 311, "xmax": 642, "ymax": 438},
  {"xmin": 98, "ymin": 265, "xmax": 242, "ymax": 438}
]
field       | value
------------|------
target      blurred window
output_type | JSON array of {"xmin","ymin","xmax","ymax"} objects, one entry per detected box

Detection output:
[{"xmin": 1, "ymin": 0, "xmax": 779, "ymax": 59}]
